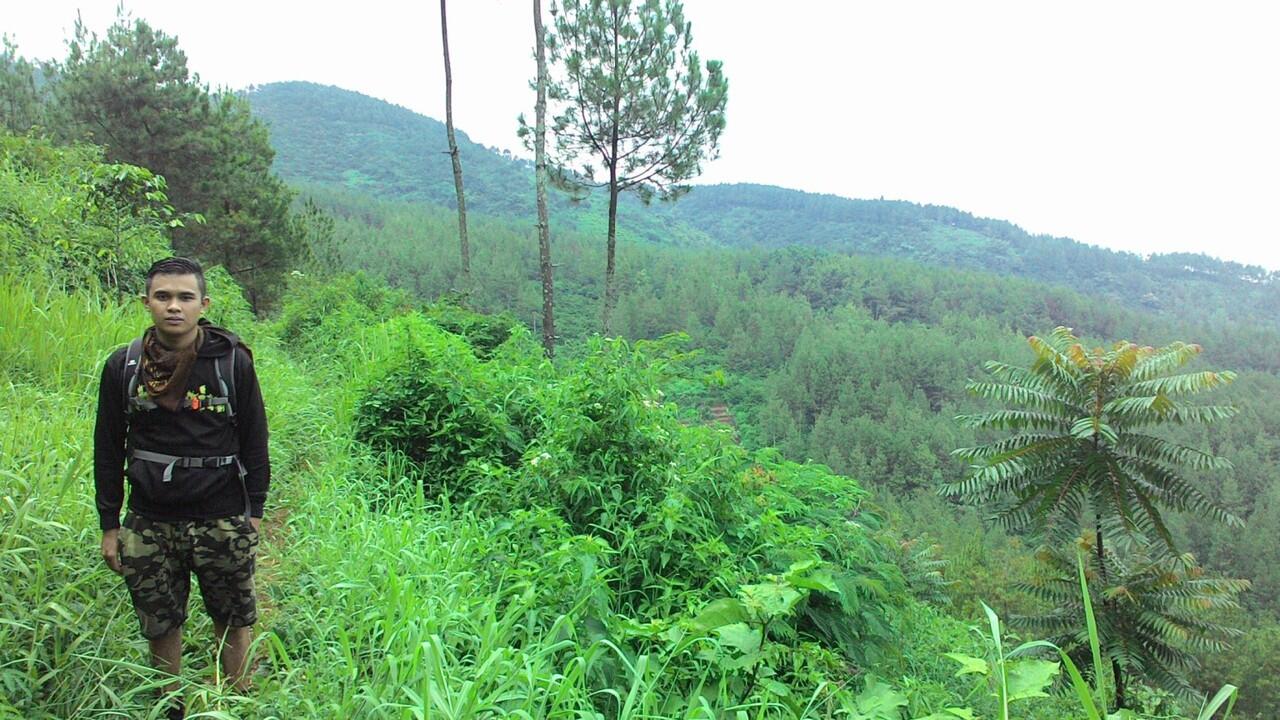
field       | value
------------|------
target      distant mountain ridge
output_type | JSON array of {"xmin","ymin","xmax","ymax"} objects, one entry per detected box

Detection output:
[
  {"xmin": 246, "ymin": 81, "xmax": 533, "ymax": 216},
  {"xmin": 246, "ymin": 81, "xmax": 1278, "ymax": 326}
]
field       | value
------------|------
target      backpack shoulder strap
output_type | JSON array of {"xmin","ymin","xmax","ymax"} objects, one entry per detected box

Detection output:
[
  {"xmin": 214, "ymin": 345, "xmax": 238, "ymax": 422},
  {"xmin": 122, "ymin": 338, "xmax": 148, "ymax": 414}
]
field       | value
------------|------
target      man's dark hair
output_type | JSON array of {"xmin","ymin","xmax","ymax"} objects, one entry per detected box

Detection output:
[{"xmin": 145, "ymin": 257, "xmax": 207, "ymax": 297}]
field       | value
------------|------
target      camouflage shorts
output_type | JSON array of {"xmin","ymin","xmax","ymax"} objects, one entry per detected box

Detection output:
[{"xmin": 118, "ymin": 512, "xmax": 258, "ymax": 639}]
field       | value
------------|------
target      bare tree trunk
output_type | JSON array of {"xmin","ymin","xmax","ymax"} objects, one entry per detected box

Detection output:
[
  {"xmin": 440, "ymin": 0, "xmax": 470, "ymax": 295},
  {"xmin": 533, "ymin": 0, "xmax": 555, "ymax": 358},
  {"xmin": 602, "ymin": 81, "xmax": 621, "ymax": 336},
  {"xmin": 603, "ymin": 169, "xmax": 619, "ymax": 336},
  {"xmin": 1113, "ymin": 658, "xmax": 1127, "ymax": 710},
  {"xmin": 600, "ymin": 4, "xmax": 622, "ymax": 337}
]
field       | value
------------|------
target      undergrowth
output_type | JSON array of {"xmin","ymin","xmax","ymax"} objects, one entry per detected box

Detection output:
[{"xmin": 1, "ymin": 273, "xmax": 1084, "ymax": 719}]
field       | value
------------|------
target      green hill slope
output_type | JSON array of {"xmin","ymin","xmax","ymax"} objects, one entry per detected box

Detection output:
[
  {"xmin": 247, "ymin": 82, "xmax": 1279, "ymax": 327},
  {"xmin": 248, "ymin": 81, "xmax": 715, "ymax": 248}
]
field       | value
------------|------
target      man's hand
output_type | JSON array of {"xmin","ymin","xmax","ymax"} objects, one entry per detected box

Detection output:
[
  {"xmin": 250, "ymin": 517, "xmax": 261, "ymax": 533},
  {"xmin": 101, "ymin": 528, "xmax": 122, "ymax": 574}
]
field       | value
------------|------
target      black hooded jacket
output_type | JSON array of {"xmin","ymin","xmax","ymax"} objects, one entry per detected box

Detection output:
[{"xmin": 94, "ymin": 320, "xmax": 270, "ymax": 530}]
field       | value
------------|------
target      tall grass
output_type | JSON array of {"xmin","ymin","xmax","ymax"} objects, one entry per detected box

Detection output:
[
  {"xmin": 0, "ymin": 277, "xmax": 797, "ymax": 718},
  {"xmin": 0, "ymin": 273, "xmax": 1245, "ymax": 719}
]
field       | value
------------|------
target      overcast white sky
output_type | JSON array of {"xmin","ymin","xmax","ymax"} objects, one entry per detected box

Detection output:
[{"xmin": 7, "ymin": 1, "xmax": 1279, "ymax": 270}]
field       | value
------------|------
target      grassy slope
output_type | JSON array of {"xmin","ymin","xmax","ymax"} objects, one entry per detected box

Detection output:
[{"xmin": 2, "ymin": 271, "xmax": 1107, "ymax": 719}]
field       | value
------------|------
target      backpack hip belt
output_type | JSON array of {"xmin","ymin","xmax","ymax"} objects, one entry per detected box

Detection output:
[{"xmin": 130, "ymin": 449, "xmax": 245, "ymax": 484}]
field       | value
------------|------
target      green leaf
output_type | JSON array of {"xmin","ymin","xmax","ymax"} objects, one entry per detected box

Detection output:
[
  {"xmin": 1077, "ymin": 551, "xmax": 1107, "ymax": 707},
  {"xmin": 762, "ymin": 679, "xmax": 791, "ymax": 697},
  {"xmin": 739, "ymin": 580, "xmax": 803, "ymax": 619},
  {"xmin": 853, "ymin": 678, "xmax": 909, "ymax": 720},
  {"xmin": 689, "ymin": 598, "xmax": 748, "ymax": 633},
  {"xmin": 714, "ymin": 622, "xmax": 761, "ymax": 655},
  {"xmin": 913, "ymin": 710, "xmax": 977, "ymax": 720},
  {"xmin": 1005, "ymin": 658, "xmax": 1059, "ymax": 701},
  {"xmin": 1195, "ymin": 684, "xmax": 1238, "ymax": 720},
  {"xmin": 944, "ymin": 652, "xmax": 989, "ymax": 677}
]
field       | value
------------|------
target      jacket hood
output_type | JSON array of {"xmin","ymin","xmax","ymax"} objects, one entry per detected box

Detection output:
[{"xmin": 196, "ymin": 319, "xmax": 246, "ymax": 359}]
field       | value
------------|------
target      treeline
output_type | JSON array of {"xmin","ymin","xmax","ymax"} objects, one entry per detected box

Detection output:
[
  {"xmin": 0, "ymin": 18, "xmax": 323, "ymax": 308},
  {"xmin": 667, "ymin": 184, "xmax": 1280, "ymax": 328},
  {"xmin": 248, "ymin": 82, "xmax": 1280, "ymax": 332}
]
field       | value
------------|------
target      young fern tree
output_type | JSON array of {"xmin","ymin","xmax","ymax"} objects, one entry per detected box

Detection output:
[
  {"xmin": 945, "ymin": 327, "xmax": 1244, "ymax": 709},
  {"xmin": 1019, "ymin": 532, "xmax": 1248, "ymax": 706},
  {"xmin": 945, "ymin": 326, "xmax": 1241, "ymax": 548}
]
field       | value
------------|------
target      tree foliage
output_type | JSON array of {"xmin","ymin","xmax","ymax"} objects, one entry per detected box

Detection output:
[
  {"xmin": 1019, "ymin": 535, "xmax": 1248, "ymax": 702},
  {"xmin": 0, "ymin": 133, "xmax": 171, "ymax": 292},
  {"xmin": 946, "ymin": 327, "xmax": 1247, "ymax": 708},
  {"xmin": 540, "ymin": 0, "xmax": 727, "ymax": 332},
  {"xmin": 51, "ymin": 12, "xmax": 304, "ymax": 308},
  {"xmin": 0, "ymin": 35, "xmax": 49, "ymax": 133},
  {"xmin": 946, "ymin": 327, "xmax": 1241, "ymax": 548}
]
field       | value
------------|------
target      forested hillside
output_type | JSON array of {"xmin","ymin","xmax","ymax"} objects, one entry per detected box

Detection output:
[
  {"xmin": 247, "ymin": 83, "xmax": 1280, "ymax": 717},
  {"xmin": 248, "ymin": 82, "xmax": 1280, "ymax": 329}
]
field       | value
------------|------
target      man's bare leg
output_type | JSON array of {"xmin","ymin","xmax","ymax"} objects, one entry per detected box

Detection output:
[
  {"xmin": 213, "ymin": 622, "xmax": 252, "ymax": 691},
  {"xmin": 148, "ymin": 627, "xmax": 183, "ymax": 698}
]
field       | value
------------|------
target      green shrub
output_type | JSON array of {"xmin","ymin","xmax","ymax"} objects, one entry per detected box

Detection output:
[
  {"xmin": 0, "ymin": 133, "xmax": 172, "ymax": 294},
  {"xmin": 275, "ymin": 270, "xmax": 414, "ymax": 350},
  {"xmin": 423, "ymin": 302, "xmax": 522, "ymax": 359},
  {"xmin": 352, "ymin": 314, "xmax": 525, "ymax": 499}
]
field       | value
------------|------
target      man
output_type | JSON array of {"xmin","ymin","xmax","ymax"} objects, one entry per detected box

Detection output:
[{"xmin": 94, "ymin": 257, "xmax": 270, "ymax": 718}]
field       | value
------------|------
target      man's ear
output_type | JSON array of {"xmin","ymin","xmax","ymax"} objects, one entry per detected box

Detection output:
[{"xmin": 200, "ymin": 296, "xmax": 211, "ymax": 312}]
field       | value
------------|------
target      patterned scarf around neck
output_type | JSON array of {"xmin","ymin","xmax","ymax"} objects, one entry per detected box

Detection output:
[{"xmin": 140, "ymin": 326, "xmax": 204, "ymax": 411}]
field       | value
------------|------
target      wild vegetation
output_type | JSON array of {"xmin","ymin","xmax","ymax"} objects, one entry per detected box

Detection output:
[
  {"xmin": 247, "ymin": 98, "xmax": 1280, "ymax": 716},
  {"xmin": 3, "ymin": 4, "xmax": 1278, "ymax": 717},
  {"xmin": 1, "ymin": 131, "xmax": 1071, "ymax": 718}
]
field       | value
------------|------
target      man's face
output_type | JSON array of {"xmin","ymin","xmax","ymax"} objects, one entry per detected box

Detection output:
[{"xmin": 143, "ymin": 273, "xmax": 209, "ymax": 345}]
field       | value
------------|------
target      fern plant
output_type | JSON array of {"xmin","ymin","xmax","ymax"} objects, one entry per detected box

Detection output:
[
  {"xmin": 1019, "ymin": 532, "xmax": 1248, "ymax": 707},
  {"xmin": 945, "ymin": 326, "xmax": 1240, "ymax": 547},
  {"xmin": 945, "ymin": 327, "xmax": 1244, "ymax": 709}
]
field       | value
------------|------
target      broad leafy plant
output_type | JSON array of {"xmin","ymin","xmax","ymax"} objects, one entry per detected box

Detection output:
[{"xmin": 946, "ymin": 326, "xmax": 1240, "ymax": 547}]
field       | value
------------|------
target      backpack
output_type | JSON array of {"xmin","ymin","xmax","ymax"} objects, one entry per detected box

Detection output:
[{"xmin": 119, "ymin": 337, "xmax": 250, "ymax": 517}]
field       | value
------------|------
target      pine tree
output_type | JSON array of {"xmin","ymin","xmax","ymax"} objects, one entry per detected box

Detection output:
[
  {"xmin": 0, "ymin": 36, "xmax": 48, "ymax": 133},
  {"xmin": 52, "ymin": 12, "xmax": 303, "ymax": 308},
  {"xmin": 544, "ymin": 0, "xmax": 726, "ymax": 334}
]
